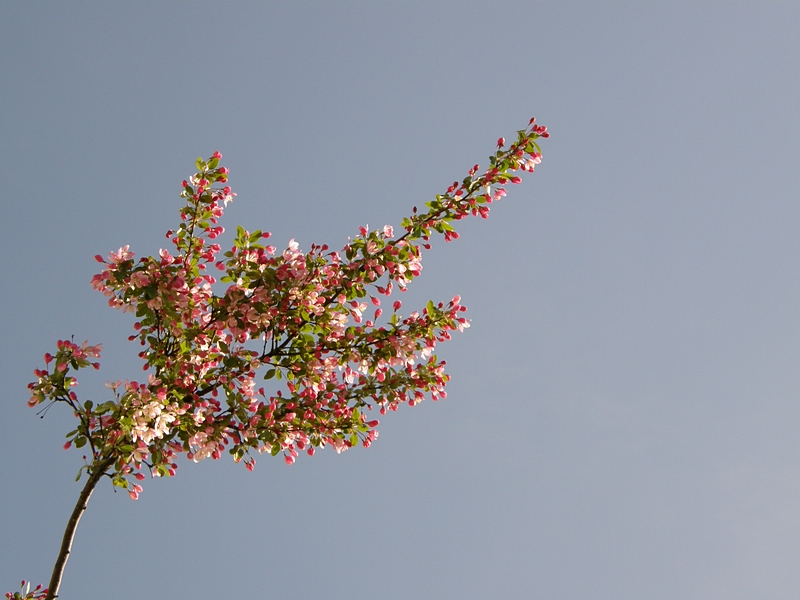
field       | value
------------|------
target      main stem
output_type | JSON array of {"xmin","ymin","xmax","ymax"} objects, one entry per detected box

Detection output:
[{"xmin": 45, "ymin": 456, "xmax": 115, "ymax": 600}]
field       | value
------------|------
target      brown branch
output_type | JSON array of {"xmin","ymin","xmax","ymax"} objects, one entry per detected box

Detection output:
[{"xmin": 45, "ymin": 455, "xmax": 115, "ymax": 600}]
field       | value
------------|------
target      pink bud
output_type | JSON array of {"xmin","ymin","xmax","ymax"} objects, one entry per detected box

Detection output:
[
  {"xmin": 497, "ymin": 137, "xmax": 505, "ymax": 147},
  {"xmin": 94, "ymin": 254, "xmax": 105, "ymax": 263},
  {"xmin": 393, "ymin": 300, "xmax": 402, "ymax": 312},
  {"xmin": 212, "ymin": 151, "xmax": 222, "ymax": 159},
  {"xmin": 63, "ymin": 441, "xmax": 72, "ymax": 450},
  {"xmin": 367, "ymin": 420, "xmax": 380, "ymax": 427}
]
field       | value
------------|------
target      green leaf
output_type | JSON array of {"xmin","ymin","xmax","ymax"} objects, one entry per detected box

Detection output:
[
  {"xmin": 208, "ymin": 157, "xmax": 220, "ymax": 169},
  {"xmin": 196, "ymin": 157, "xmax": 204, "ymax": 171}
]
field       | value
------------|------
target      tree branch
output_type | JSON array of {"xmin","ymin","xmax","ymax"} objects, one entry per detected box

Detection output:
[{"xmin": 45, "ymin": 455, "xmax": 115, "ymax": 600}]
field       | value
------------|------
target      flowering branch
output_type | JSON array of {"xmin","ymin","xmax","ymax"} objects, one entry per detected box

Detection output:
[{"xmin": 13, "ymin": 119, "xmax": 548, "ymax": 598}]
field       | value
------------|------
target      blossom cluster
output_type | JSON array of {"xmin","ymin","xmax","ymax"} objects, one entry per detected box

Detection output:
[
  {"xmin": 26, "ymin": 121, "xmax": 548, "ymax": 503},
  {"xmin": 5, "ymin": 581, "xmax": 47, "ymax": 600}
]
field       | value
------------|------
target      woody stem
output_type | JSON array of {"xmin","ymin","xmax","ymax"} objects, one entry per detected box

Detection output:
[{"xmin": 45, "ymin": 455, "xmax": 115, "ymax": 600}]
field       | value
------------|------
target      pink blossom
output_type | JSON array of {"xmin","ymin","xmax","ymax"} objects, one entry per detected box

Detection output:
[
  {"xmin": 108, "ymin": 245, "xmax": 134, "ymax": 263},
  {"xmin": 25, "ymin": 128, "xmax": 546, "ymax": 511}
]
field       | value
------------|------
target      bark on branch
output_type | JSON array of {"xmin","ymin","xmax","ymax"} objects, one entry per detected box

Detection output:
[{"xmin": 45, "ymin": 456, "xmax": 115, "ymax": 600}]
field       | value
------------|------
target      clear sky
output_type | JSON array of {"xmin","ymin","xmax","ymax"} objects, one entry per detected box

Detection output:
[{"xmin": 1, "ymin": 2, "xmax": 799, "ymax": 599}]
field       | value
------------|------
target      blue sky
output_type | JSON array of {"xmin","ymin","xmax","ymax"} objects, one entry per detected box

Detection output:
[{"xmin": 2, "ymin": 3, "xmax": 799, "ymax": 599}]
